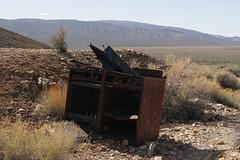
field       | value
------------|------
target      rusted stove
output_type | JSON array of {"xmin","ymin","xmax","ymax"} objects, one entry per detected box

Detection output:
[{"xmin": 65, "ymin": 66, "xmax": 165, "ymax": 145}]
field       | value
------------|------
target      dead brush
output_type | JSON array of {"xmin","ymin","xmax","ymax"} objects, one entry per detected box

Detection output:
[
  {"xmin": 162, "ymin": 55, "xmax": 221, "ymax": 121},
  {"xmin": 34, "ymin": 82, "xmax": 67, "ymax": 119},
  {"xmin": 227, "ymin": 65, "xmax": 240, "ymax": 77},
  {"xmin": 162, "ymin": 55, "xmax": 240, "ymax": 122},
  {"xmin": 216, "ymin": 71, "xmax": 240, "ymax": 90},
  {"xmin": 0, "ymin": 119, "xmax": 88, "ymax": 160}
]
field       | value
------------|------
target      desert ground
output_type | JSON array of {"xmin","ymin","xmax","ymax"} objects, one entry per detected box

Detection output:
[
  {"xmin": 0, "ymin": 46, "xmax": 240, "ymax": 160},
  {"xmin": 130, "ymin": 46, "xmax": 240, "ymax": 65}
]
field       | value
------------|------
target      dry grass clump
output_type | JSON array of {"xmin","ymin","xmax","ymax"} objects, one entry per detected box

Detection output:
[
  {"xmin": 162, "ymin": 55, "xmax": 240, "ymax": 122},
  {"xmin": 216, "ymin": 72, "xmax": 240, "ymax": 90},
  {"xmin": 227, "ymin": 65, "xmax": 240, "ymax": 77},
  {"xmin": 162, "ymin": 55, "xmax": 210, "ymax": 121},
  {"xmin": 34, "ymin": 83, "xmax": 67, "ymax": 119},
  {"xmin": 185, "ymin": 77, "xmax": 240, "ymax": 107},
  {"xmin": 0, "ymin": 119, "xmax": 87, "ymax": 160}
]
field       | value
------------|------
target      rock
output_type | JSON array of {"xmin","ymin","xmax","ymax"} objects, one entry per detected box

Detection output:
[
  {"xmin": 217, "ymin": 121, "xmax": 226, "ymax": 127},
  {"xmin": 168, "ymin": 151, "xmax": 176, "ymax": 156},
  {"xmin": 28, "ymin": 83, "xmax": 41, "ymax": 96},
  {"xmin": 154, "ymin": 156, "xmax": 164, "ymax": 160},
  {"xmin": 218, "ymin": 152, "xmax": 227, "ymax": 158},
  {"xmin": 154, "ymin": 141, "xmax": 160, "ymax": 145},
  {"xmin": 145, "ymin": 141, "xmax": 152, "ymax": 146},
  {"xmin": 230, "ymin": 151, "xmax": 239, "ymax": 157},
  {"xmin": 173, "ymin": 127, "xmax": 181, "ymax": 132},
  {"xmin": 98, "ymin": 145, "xmax": 107, "ymax": 151},
  {"xmin": 200, "ymin": 113, "xmax": 212, "ymax": 121},
  {"xmin": 96, "ymin": 135, "xmax": 103, "ymax": 140},
  {"xmin": 47, "ymin": 122, "xmax": 88, "ymax": 141},
  {"xmin": 217, "ymin": 141, "xmax": 225, "ymax": 145},
  {"xmin": 122, "ymin": 139, "xmax": 129, "ymax": 146},
  {"xmin": 148, "ymin": 141, "xmax": 157, "ymax": 156},
  {"xmin": 129, "ymin": 148, "xmax": 136, "ymax": 153},
  {"xmin": 136, "ymin": 150, "xmax": 147, "ymax": 157},
  {"xmin": 18, "ymin": 108, "xmax": 25, "ymax": 112},
  {"xmin": 224, "ymin": 108, "xmax": 231, "ymax": 112},
  {"xmin": 6, "ymin": 107, "xmax": 14, "ymax": 113},
  {"xmin": 38, "ymin": 77, "xmax": 49, "ymax": 89},
  {"xmin": 139, "ymin": 145, "xmax": 148, "ymax": 150},
  {"xmin": 25, "ymin": 70, "xmax": 35, "ymax": 77},
  {"xmin": 236, "ymin": 145, "xmax": 240, "ymax": 150}
]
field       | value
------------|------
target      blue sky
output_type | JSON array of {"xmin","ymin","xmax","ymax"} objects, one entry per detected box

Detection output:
[{"xmin": 1, "ymin": 0, "xmax": 240, "ymax": 37}]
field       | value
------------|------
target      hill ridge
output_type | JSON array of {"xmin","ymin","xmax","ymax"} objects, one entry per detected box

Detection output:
[{"xmin": 0, "ymin": 26, "xmax": 51, "ymax": 49}]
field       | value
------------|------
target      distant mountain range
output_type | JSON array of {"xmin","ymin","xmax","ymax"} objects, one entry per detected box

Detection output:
[{"xmin": 0, "ymin": 18, "xmax": 239, "ymax": 49}]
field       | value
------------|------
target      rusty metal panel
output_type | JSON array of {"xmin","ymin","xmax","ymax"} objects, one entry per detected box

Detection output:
[
  {"xmin": 90, "ymin": 44, "xmax": 139, "ymax": 76},
  {"xmin": 136, "ymin": 77, "xmax": 166, "ymax": 144},
  {"xmin": 133, "ymin": 68, "xmax": 163, "ymax": 78}
]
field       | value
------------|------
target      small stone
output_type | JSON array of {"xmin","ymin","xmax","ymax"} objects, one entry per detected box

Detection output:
[
  {"xmin": 200, "ymin": 113, "xmax": 212, "ymax": 121},
  {"xmin": 97, "ymin": 135, "xmax": 103, "ymax": 140},
  {"xmin": 18, "ymin": 108, "xmax": 25, "ymax": 112},
  {"xmin": 129, "ymin": 148, "xmax": 135, "ymax": 153},
  {"xmin": 98, "ymin": 145, "xmax": 107, "ymax": 151},
  {"xmin": 154, "ymin": 141, "xmax": 160, "ymax": 145},
  {"xmin": 209, "ymin": 144, "xmax": 214, "ymax": 148},
  {"xmin": 224, "ymin": 108, "xmax": 231, "ymax": 112},
  {"xmin": 161, "ymin": 134, "xmax": 170, "ymax": 139},
  {"xmin": 154, "ymin": 156, "xmax": 163, "ymax": 160},
  {"xmin": 139, "ymin": 145, "xmax": 148, "ymax": 150},
  {"xmin": 122, "ymin": 139, "xmax": 129, "ymax": 146},
  {"xmin": 10, "ymin": 101, "xmax": 14, "ymax": 105},
  {"xmin": 148, "ymin": 142, "xmax": 157, "ymax": 156},
  {"xmin": 236, "ymin": 145, "xmax": 240, "ymax": 150},
  {"xmin": 169, "ymin": 151, "xmax": 176, "ymax": 156},
  {"xmin": 218, "ymin": 152, "xmax": 227, "ymax": 158},
  {"xmin": 173, "ymin": 127, "xmax": 181, "ymax": 131},
  {"xmin": 217, "ymin": 121, "xmax": 226, "ymax": 127},
  {"xmin": 217, "ymin": 141, "xmax": 225, "ymax": 145},
  {"xmin": 26, "ymin": 70, "xmax": 34, "ymax": 76},
  {"xmin": 231, "ymin": 152, "xmax": 239, "ymax": 157},
  {"xmin": 145, "ymin": 141, "xmax": 152, "ymax": 146}
]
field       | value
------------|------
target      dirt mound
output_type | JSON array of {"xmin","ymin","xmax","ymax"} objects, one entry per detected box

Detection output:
[
  {"xmin": 0, "ymin": 27, "xmax": 50, "ymax": 49},
  {"xmin": 0, "ymin": 48, "xmax": 162, "ymax": 122}
]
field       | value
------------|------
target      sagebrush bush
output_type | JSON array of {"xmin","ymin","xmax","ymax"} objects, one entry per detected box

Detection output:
[
  {"xmin": 35, "ymin": 83, "xmax": 67, "ymax": 119},
  {"xmin": 51, "ymin": 28, "xmax": 67, "ymax": 53},
  {"xmin": 162, "ymin": 55, "xmax": 209, "ymax": 121},
  {"xmin": 0, "ymin": 119, "xmax": 87, "ymax": 160},
  {"xmin": 216, "ymin": 72, "xmax": 239, "ymax": 90},
  {"xmin": 161, "ymin": 55, "xmax": 240, "ymax": 122},
  {"xmin": 184, "ymin": 77, "xmax": 240, "ymax": 107},
  {"xmin": 227, "ymin": 65, "xmax": 240, "ymax": 77}
]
